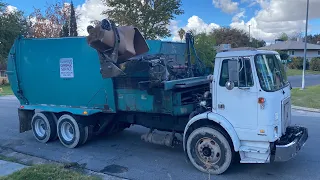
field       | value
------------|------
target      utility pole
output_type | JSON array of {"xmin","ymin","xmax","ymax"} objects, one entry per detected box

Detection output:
[
  {"xmin": 249, "ymin": 25, "xmax": 251, "ymax": 46},
  {"xmin": 301, "ymin": 0, "xmax": 309, "ymax": 90}
]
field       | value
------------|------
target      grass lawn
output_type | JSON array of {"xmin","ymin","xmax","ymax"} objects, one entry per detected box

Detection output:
[
  {"xmin": 0, "ymin": 164, "xmax": 100, "ymax": 180},
  {"xmin": 0, "ymin": 84, "xmax": 13, "ymax": 96},
  {"xmin": 291, "ymin": 85, "xmax": 320, "ymax": 109},
  {"xmin": 286, "ymin": 69, "xmax": 320, "ymax": 76}
]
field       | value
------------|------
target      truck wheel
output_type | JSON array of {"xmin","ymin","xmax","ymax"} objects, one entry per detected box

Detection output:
[
  {"xmin": 31, "ymin": 112, "xmax": 57, "ymax": 143},
  {"xmin": 57, "ymin": 114, "xmax": 85, "ymax": 148},
  {"xmin": 81, "ymin": 125, "xmax": 94, "ymax": 145},
  {"xmin": 186, "ymin": 126, "xmax": 233, "ymax": 175}
]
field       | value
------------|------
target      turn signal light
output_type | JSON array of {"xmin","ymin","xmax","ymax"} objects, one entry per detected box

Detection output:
[
  {"xmin": 83, "ymin": 111, "xmax": 88, "ymax": 115},
  {"xmin": 20, "ymin": 105, "xmax": 24, "ymax": 109},
  {"xmin": 258, "ymin": 97, "xmax": 265, "ymax": 104}
]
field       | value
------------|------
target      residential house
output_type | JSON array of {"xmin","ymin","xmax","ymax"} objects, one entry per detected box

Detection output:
[{"xmin": 259, "ymin": 40, "xmax": 320, "ymax": 61}]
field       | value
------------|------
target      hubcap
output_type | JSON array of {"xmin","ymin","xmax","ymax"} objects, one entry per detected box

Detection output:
[
  {"xmin": 34, "ymin": 118, "xmax": 47, "ymax": 137},
  {"xmin": 61, "ymin": 121, "xmax": 74, "ymax": 142},
  {"xmin": 196, "ymin": 138, "xmax": 221, "ymax": 164}
]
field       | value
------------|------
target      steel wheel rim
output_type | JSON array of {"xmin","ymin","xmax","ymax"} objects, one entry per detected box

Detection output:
[
  {"xmin": 195, "ymin": 137, "xmax": 221, "ymax": 165},
  {"xmin": 61, "ymin": 121, "xmax": 74, "ymax": 142},
  {"xmin": 34, "ymin": 118, "xmax": 47, "ymax": 137}
]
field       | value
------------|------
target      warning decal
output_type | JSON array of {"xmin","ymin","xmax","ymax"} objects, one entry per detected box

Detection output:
[{"xmin": 60, "ymin": 58, "xmax": 74, "ymax": 78}]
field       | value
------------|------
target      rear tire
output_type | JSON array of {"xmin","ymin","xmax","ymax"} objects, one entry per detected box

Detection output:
[
  {"xmin": 81, "ymin": 125, "xmax": 94, "ymax": 145},
  {"xmin": 186, "ymin": 126, "xmax": 233, "ymax": 175},
  {"xmin": 31, "ymin": 112, "xmax": 57, "ymax": 143},
  {"xmin": 57, "ymin": 114, "xmax": 85, "ymax": 148}
]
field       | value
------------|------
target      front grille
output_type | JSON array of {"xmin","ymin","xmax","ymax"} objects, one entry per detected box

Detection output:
[{"xmin": 281, "ymin": 97, "xmax": 292, "ymax": 135}]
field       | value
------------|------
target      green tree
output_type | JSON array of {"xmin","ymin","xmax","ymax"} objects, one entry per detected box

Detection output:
[
  {"xmin": 102, "ymin": 0, "xmax": 184, "ymax": 39},
  {"xmin": 250, "ymin": 38, "xmax": 266, "ymax": 48},
  {"xmin": 306, "ymin": 34, "xmax": 320, "ymax": 44},
  {"xmin": 193, "ymin": 32, "xmax": 216, "ymax": 67},
  {"xmin": 69, "ymin": 1, "xmax": 77, "ymax": 36},
  {"xmin": 210, "ymin": 27, "xmax": 265, "ymax": 48},
  {"xmin": 178, "ymin": 28, "xmax": 185, "ymax": 41},
  {"xmin": 278, "ymin": 32, "xmax": 289, "ymax": 41},
  {"xmin": 60, "ymin": 18, "xmax": 70, "ymax": 37},
  {"xmin": 212, "ymin": 27, "xmax": 250, "ymax": 48},
  {"xmin": 277, "ymin": 50, "xmax": 289, "ymax": 60},
  {"xmin": 0, "ymin": 1, "xmax": 30, "ymax": 65}
]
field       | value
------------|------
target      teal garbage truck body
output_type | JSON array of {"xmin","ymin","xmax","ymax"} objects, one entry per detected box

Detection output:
[{"xmin": 7, "ymin": 35, "xmax": 209, "ymax": 145}]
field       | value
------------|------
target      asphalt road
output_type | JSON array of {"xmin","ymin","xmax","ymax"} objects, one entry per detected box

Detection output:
[
  {"xmin": 288, "ymin": 74, "xmax": 320, "ymax": 88},
  {"xmin": 0, "ymin": 96, "xmax": 319, "ymax": 180}
]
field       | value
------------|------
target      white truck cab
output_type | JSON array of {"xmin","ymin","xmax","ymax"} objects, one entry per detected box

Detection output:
[{"xmin": 183, "ymin": 48, "xmax": 308, "ymax": 174}]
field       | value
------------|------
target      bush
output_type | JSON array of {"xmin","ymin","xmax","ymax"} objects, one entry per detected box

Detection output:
[
  {"xmin": 310, "ymin": 57, "xmax": 320, "ymax": 71},
  {"xmin": 278, "ymin": 50, "xmax": 289, "ymax": 60},
  {"xmin": 288, "ymin": 57, "xmax": 309, "ymax": 70}
]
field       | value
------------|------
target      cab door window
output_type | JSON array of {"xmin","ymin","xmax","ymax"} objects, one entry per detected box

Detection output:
[{"xmin": 219, "ymin": 58, "xmax": 254, "ymax": 87}]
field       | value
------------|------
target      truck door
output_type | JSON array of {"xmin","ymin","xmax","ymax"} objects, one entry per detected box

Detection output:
[{"xmin": 216, "ymin": 57, "xmax": 258, "ymax": 130}]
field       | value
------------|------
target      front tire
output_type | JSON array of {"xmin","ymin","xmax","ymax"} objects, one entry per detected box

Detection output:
[
  {"xmin": 186, "ymin": 126, "xmax": 233, "ymax": 175},
  {"xmin": 57, "ymin": 114, "xmax": 85, "ymax": 148},
  {"xmin": 31, "ymin": 112, "xmax": 57, "ymax": 143}
]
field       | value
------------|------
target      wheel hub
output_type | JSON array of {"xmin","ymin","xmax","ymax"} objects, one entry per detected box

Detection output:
[
  {"xmin": 34, "ymin": 118, "xmax": 47, "ymax": 137},
  {"xmin": 196, "ymin": 138, "xmax": 221, "ymax": 164},
  {"xmin": 61, "ymin": 122, "xmax": 74, "ymax": 142},
  {"xmin": 202, "ymin": 147, "xmax": 212, "ymax": 157}
]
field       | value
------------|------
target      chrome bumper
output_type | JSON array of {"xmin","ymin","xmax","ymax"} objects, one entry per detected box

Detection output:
[{"xmin": 274, "ymin": 126, "xmax": 308, "ymax": 162}]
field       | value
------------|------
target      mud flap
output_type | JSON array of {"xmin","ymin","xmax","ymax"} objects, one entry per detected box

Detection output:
[{"xmin": 18, "ymin": 108, "xmax": 34, "ymax": 133}]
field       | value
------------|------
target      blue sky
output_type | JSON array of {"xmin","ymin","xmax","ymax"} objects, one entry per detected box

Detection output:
[
  {"xmin": 6, "ymin": 0, "xmax": 251, "ymax": 26},
  {"xmin": 4, "ymin": 0, "xmax": 320, "ymax": 43}
]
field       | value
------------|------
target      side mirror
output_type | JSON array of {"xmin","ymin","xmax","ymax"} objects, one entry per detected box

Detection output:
[
  {"xmin": 225, "ymin": 81, "xmax": 234, "ymax": 90},
  {"xmin": 226, "ymin": 59, "xmax": 239, "ymax": 90}
]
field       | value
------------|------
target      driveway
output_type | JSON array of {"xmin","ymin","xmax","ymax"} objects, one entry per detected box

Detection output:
[
  {"xmin": 0, "ymin": 96, "xmax": 319, "ymax": 180},
  {"xmin": 288, "ymin": 74, "xmax": 320, "ymax": 88}
]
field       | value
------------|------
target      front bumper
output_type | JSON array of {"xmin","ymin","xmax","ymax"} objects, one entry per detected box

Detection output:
[{"xmin": 273, "ymin": 126, "xmax": 308, "ymax": 162}]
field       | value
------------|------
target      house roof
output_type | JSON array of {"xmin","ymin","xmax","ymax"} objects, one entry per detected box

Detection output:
[{"xmin": 259, "ymin": 41, "xmax": 320, "ymax": 50}]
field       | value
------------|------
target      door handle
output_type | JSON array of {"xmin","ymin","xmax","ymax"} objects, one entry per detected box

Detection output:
[{"xmin": 218, "ymin": 104, "xmax": 225, "ymax": 109}]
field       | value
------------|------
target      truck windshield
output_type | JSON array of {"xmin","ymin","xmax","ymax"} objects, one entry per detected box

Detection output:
[{"xmin": 254, "ymin": 54, "xmax": 288, "ymax": 92}]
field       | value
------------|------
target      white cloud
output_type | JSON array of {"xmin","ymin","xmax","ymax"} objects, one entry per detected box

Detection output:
[
  {"xmin": 229, "ymin": 0, "xmax": 320, "ymax": 42},
  {"xmin": 171, "ymin": 16, "xmax": 220, "ymax": 41},
  {"xmin": 5, "ymin": 5, "xmax": 18, "ymax": 13},
  {"xmin": 230, "ymin": 18, "xmax": 304, "ymax": 42},
  {"xmin": 256, "ymin": 0, "xmax": 320, "ymax": 22},
  {"xmin": 0, "ymin": 5, "xmax": 17, "ymax": 16},
  {"xmin": 240, "ymin": 0, "xmax": 258, "ymax": 7},
  {"xmin": 247, "ymin": 1, "xmax": 257, "ymax": 7},
  {"xmin": 212, "ymin": 0, "xmax": 239, "ymax": 14},
  {"xmin": 76, "ymin": 0, "xmax": 109, "ymax": 36},
  {"xmin": 232, "ymin": 10, "xmax": 245, "ymax": 22}
]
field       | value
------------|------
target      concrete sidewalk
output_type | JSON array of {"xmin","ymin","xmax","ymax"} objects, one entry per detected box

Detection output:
[{"xmin": 0, "ymin": 160, "xmax": 26, "ymax": 177}]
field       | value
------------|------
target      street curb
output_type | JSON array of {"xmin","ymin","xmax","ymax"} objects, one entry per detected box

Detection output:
[
  {"xmin": 0, "ymin": 147, "xmax": 128, "ymax": 180},
  {"xmin": 292, "ymin": 105, "xmax": 320, "ymax": 113}
]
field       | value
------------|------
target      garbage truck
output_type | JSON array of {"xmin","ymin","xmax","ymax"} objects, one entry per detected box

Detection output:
[{"xmin": 6, "ymin": 19, "xmax": 308, "ymax": 175}]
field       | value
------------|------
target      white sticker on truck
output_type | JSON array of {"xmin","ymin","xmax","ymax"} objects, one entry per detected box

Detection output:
[{"xmin": 60, "ymin": 58, "xmax": 74, "ymax": 78}]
